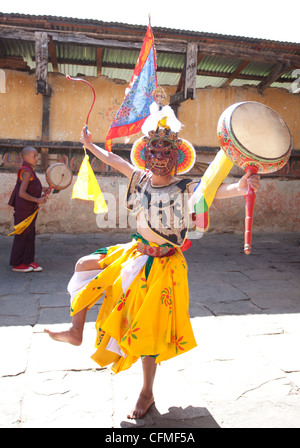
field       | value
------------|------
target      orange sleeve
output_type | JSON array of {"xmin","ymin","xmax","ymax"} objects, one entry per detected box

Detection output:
[{"xmin": 18, "ymin": 169, "xmax": 34, "ymax": 182}]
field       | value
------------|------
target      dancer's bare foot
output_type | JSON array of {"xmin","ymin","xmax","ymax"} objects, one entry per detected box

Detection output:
[
  {"xmin": 44, "ymin": 327, "xmax": 82, "ymax": 346},
  {"xmin": 127, "ymin": 393, "xmax": 155, "ymax": 419},
  {"xmin": 44, "ymin": 307, "xmax": 87, "ymax": 346}
]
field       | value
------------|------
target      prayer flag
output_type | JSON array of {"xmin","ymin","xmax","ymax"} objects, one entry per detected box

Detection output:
[
  {"xmin": 105, "ymin": 21, "xmax": 157, "ymax": 151},
  {"xmin": 189, "ymin": 150, "xmax": 234, "ymax": 231},
  {"xmin": 8, "ymin": 209, "xmax": 39, "ymax": 236},
  {"xmin": 72, "ymin": 155, "xmax": 108, "ymax": 214}
]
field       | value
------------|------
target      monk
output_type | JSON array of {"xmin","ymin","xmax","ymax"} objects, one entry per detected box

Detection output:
[{"xmin": 9, "ymin": 146, "xmax": 47, "ymax": 272}]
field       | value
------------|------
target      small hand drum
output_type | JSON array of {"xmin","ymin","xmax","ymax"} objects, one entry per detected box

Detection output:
[
  {"xmin": 217, "ymin": 101, "xmax": 292, "ymax": 254},
  {"xmin": 45, "ymin": 163, "xmax": 73, "ymax": 191}
]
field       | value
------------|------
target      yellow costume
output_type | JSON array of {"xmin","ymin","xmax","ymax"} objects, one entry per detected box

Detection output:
[{"xmin": 71, "ymin": 232, "xmax": 197, "ymax": 374}]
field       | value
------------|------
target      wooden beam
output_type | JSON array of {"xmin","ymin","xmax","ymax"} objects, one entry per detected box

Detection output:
[
  {"xmin": 0, "ymin": 56, "xmax": 29, "ymax": 70},
  {"xmin": 0, "ymin": 26, "xmax": 188, "ymax": 55},
  {"xmin": 224, "ymin": 60, "xmax": 250, "ymax": 85},
  {"xmin": 1, "ymin": 137, "xmax": 299, "ymax": 156},
  {"xmin": 257, "ymin": 62, "xmax": 292, "ymax": 93},
  {"xmin": 96, "ymin": 47, "xmax": 103, "ymax": 76},
  {"xmin": 197, "ymin": 41, "xmax": 300, "ymax": 66},
  {"xmin": 175, "ymin": 70, "xmax": 184, "ymax": 94},
  {"xmin": 42, "ymin": 55, "xmax": 295, "ymax": 84},
  {"xmin": 48, "ymin": 35, "xmax": 58, "ymax": 72},
  {"xmin": 169, "ymin": 91, "xmax": 186, "ymax": 105},
  {"xmin": 1, "ymin": 25, "xmax": 300, "ymax": 66},
  {"xmin": 50, "ymin": 31, "xmax": 187, "ymax": 54},
  {"xmin": 0, "ymin": 26, "xmax": 36, "ymax": 41}
]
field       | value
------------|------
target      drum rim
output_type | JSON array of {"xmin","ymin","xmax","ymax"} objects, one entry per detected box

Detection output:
[
  {"xmin": 46, "ymin": 162, "xmax": 73, "ymax": 190},
  {"xmin": 225, "ymin": 101, "xmax": 293, "ymax": 163}
]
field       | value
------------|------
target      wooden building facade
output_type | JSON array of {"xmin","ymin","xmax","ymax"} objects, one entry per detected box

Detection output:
[{"xmin": 0, "ymin": 13, "xmax": 299, "ymax": 234}]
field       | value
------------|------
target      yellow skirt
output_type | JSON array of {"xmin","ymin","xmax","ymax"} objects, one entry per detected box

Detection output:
[{"xmin": 71, "ymin": 237, "xmax": 197, "ymax": 374}]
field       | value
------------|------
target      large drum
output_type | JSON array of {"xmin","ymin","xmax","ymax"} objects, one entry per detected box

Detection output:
[{"xmin": 217, "ymin": 101, "xmax": 292, "ymax": 254}]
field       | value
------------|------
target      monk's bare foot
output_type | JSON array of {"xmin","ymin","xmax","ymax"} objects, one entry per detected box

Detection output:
[
  {"xmin": 127, "ymin": 393, "xmax": 155, "ymax": 419},
  {"xmin": 44, "ymin": 327, "xmax": 82, "ymax": 346}
]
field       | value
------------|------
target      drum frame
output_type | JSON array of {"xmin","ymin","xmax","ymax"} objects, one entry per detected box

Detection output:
[
  {"xmin": 217, "ymin": 102, "xmax": 292, "ymax": 174},
  {"xmin": 217, "ymin": 101, "xmax": 293, "ymax": 255},
  {"xmin": 45, "ymin": 163, "xmax": 73, "ymax": 191}
]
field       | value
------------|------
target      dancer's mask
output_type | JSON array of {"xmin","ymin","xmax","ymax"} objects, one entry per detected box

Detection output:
[
  {"xmin": 131, "ymin": 102, "xmax": 196, "ymax": 176},
  {"xmin": 143, "ymin": 127, "xmax": 182, "ymax": 176}
]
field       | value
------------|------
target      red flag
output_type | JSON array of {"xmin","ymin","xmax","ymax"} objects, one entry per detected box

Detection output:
[{"xmin": 105, "ymin": 21, "xmax": 157, "ymax": 151}]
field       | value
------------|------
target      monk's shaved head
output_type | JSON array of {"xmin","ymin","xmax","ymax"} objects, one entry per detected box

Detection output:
[
  {"xmin": 21, "ymin": 146, "xmax": 39, "ymax": 167},
  {"xmin": 21, "ymin": 146, "xmax": 37, "ymax": 159}
]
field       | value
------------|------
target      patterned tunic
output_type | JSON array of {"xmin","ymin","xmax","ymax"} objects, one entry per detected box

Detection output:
[{"xmin": 126, "ymin": 170, "xmax": 193, "ymax": 246}]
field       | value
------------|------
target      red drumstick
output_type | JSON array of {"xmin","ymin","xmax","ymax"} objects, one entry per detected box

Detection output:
[{"xmin": 244, "ymin": 166, "xmax": 258, "ymax": 255}]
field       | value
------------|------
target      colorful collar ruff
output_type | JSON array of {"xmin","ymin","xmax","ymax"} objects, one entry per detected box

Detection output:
[{"xmin": 131, "ymin": 103, "xmax": 196, "ymax": 175}]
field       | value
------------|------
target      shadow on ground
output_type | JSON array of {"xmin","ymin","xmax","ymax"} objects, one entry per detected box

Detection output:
[{"xmin": 120, "ymin": 404, "xmax": 220, "ymax": 428}]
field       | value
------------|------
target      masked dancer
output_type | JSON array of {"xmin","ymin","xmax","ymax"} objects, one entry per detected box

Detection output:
[{"xmin": 45, "ymin": 104, "xmax": 260, "ymax": 419}]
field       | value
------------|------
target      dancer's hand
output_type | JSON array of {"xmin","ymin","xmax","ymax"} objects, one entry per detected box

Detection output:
[
  {"xmin": 80, "ymin": 126, "xmax": 93, "ymax": 148},
  {"xmin": 238, "ymin": 171, "xmax": 260, "ymax": 194}
]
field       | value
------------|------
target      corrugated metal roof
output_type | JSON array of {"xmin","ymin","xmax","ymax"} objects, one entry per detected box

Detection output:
[
  {"xmin": 196, "ymin": 76, "xmax": 227, "ymax": 89},
  {"xmin": 2, "ymin": 12, "xmax": 300, "ymax": 46},
  {"xmin": 157, "ymin": 72, "xmax": 181, "ymax": 86},
  {"xmin": 0, "ymin": 12, "xmax": 299, "ymax": 92},
  {"xmin": 240, "ymin": 61, "xmax": 275, "ymax": 77},
  {"xmin": 199, "ymin": 55, "xmax": 241, "ymax": 73}
]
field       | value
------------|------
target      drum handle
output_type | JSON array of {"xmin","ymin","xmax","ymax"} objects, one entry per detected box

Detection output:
[{"xmin": 244, "ymin": 166, "xmax": 258, "ymax": 255}]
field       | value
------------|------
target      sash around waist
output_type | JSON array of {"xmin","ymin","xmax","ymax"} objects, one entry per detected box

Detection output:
[{"xmin": 132, "ymin": 233, "xmax": 176, "ymax": 258}]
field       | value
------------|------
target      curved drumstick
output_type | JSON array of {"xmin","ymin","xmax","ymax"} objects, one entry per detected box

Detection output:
[
  {"xmin": 66, "ymin": 75, "xmax": 96, "ymax": 126},
  {"xmin": 244, "ymin": 166, "xmax": 259, "ymax": 255}
]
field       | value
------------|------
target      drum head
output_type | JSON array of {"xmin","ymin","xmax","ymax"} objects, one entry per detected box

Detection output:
[
  {"xmin": 230, "ymin": 102, "xmax": 291, "ymax": 161},
  {"xmin": 46, "ymin": 163, "xmax": 73, "ymax": 190}
]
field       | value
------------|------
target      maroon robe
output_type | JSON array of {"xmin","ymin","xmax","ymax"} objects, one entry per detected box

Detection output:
[{"xmin": 9, "ymin": 162, "xmax": 42, "ymax": 266}]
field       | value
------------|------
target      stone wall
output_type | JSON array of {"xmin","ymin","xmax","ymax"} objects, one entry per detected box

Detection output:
[{"xmin": 2, "ymin": 172, "xmax": 299, "ymax": 236}]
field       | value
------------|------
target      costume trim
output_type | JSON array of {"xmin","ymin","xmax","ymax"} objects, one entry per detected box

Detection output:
[{"xmin": 131, "ymin": 135, "xmax": 196, "ymax": 175}]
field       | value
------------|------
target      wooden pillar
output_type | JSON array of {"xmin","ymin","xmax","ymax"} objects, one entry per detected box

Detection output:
[
  {"xmin": 35, "ymin": 31, "xmax": 49, "ymax": 96},
  {"xmin": 35, "ymin": 31, "xmax": 51, "ymax": 170},
  {"xmin": 184, "ymin": 42, "xmax": 198, "ymax": 100},
  {"xmin": 170, "ymin": 42, "xmax": 198, "ymax": 112},
  {"xmin": 40, "ymin": 93, "xmax": 51, "ymax": 170},
  {"xmin": 97, "ymin": 47, "xmax": 103, "ymax": 77}
]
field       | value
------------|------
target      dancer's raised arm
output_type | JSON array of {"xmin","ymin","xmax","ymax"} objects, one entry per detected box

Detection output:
[{"xmin": 80, "ymin": 126, "xmax": 135, "ymax": 178}]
